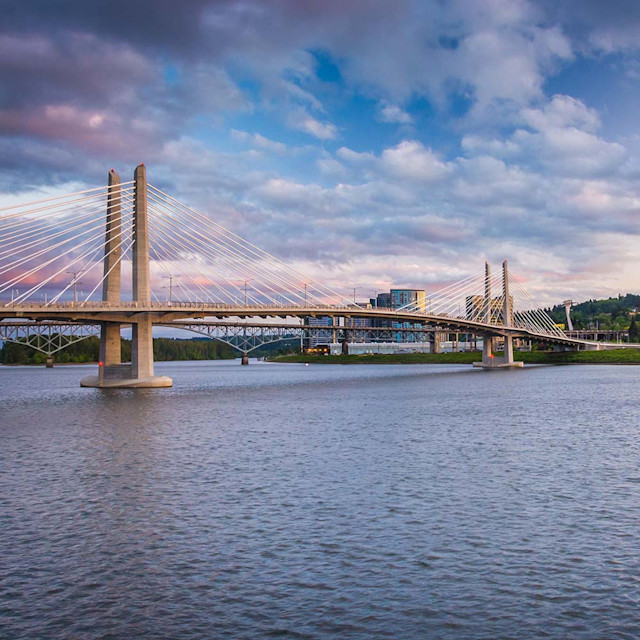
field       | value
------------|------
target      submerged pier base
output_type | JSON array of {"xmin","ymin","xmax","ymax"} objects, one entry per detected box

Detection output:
[
  {"xmin": 473, "ymin": 334, "xmax": 523, "ymax": 369},
  {"xmin": 80, "ymin": 372, "xmax": 173, "ymax": 388}
]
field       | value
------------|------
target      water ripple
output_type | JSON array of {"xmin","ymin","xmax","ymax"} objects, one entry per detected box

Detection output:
[{"xmin": 1, "ymin": 361, "xmax": 640, "ymax": 639}]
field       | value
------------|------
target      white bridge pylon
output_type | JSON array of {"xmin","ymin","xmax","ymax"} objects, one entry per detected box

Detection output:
[{"xmin": 0, "ymin": 165, "xmax": 602, "ymax": 384}]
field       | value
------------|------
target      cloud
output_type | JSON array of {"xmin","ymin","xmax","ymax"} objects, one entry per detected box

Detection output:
[
  {"xmin": 2, "ymin": 1, "xmax": 640, "ymax": 305},
  {"xmin": 522, "ymin": 94, "xmax": 600, "ymax": 132},
  {"xmin": 377, "ymin": 103, "xmax": 413, "ymax": 124},
  {"xmin": 462, "ymin": 95, "xmax": 627, "ymax": 179},
  {"xmin": 381, "ymin": 141, "xmax": 452, "ymax": 183},
  {"xmin": 286, "ymin": 109, "xmax": 338, "ymax": 139},
  {"xmin": 316, "ymin": 153, "xmax": 346, "ymax": 177},
  {"xmin": 337, "ymin": 147, "xmax": 377, "ymax": 165},
  {"xmin": 538, "ymin": 0, "xmax": 640, "ymax": 54},
  {"xmin": 231, "ymin": 130, "xmax": 288, "ymax": 154}
]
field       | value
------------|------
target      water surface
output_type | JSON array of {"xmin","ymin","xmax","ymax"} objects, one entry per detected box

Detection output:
[{"xmin": 1, "ymin": 360, "xmax": 640, "ymax": 639}]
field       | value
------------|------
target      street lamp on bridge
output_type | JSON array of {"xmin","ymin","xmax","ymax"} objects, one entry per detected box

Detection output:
[
  {"xmin": 163, "ymin": 275, "xmax": 175, "ymax": 305},
  {"xmin": 243, "ymin": 279, "xmax": 253, "ymax": 305},
  {"xmin": 66, "ymin": 271, "xmax": 83, "ymax": 303}
]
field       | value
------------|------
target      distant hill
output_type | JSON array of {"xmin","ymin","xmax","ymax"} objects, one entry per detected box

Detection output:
[{"xmin": 548, "ymin": 294, "xmax": 640, "ymax": 332}]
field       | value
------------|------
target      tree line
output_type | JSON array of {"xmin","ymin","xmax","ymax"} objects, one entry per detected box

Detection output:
[
  {"xmin": 0, "ymin": 336, "xmax": 236, "ymax": 365},
  {"xmin": 548, "ymin": 293, "xmax": 640, "ymax": 335}
]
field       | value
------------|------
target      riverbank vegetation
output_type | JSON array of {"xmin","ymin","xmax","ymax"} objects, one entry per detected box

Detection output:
[
  {"xmin": 272, "ymin": 349, "xmax": 640, "ymax": 365},
  {"xmin": 0, "ymin": 337, "xmax": 235, "ymax": 365},
  {"xmin": 548, "ymin": 294, "xmax": 640, "ymax": 334}
]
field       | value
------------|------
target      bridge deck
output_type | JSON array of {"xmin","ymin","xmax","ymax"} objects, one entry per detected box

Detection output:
[{"xmin": 0, "ymin": 302, "xmax": 598, "ymax": 349}]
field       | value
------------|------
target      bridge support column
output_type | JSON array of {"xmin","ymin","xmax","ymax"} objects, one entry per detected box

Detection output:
[
  {"xmin": 429, "ymin": 331, "xmax": 440, "ymax": 354},
  {"xmin": 132, "ymin": 314, "xmax": 155, "ymax": 379},
  {"xmin": 97, "ymin": 170, "xmax": 126, "ymax": 384},
  {"xmin": 82, "ymin": 165, "xmax": 171, "ymax": 388},
  {"xmin": 98, "ymin": 322, "xmax": 123, "ymax": 384},
  {"xmin": 241, "ymin": 353, "xmax": 249, "ymax": 365},
  {"xmin": 504, "ymin": 334, "xmax": 514, "ymax": 362},
  {"xmin": 473, "ymin": 260, "xmax": 523, "ymax": 369}
]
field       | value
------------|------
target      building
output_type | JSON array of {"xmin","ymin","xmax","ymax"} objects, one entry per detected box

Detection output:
[
  {"xmin": 371, "ymin": 292, "xmax": 391, "ymax": 308},
  {"xmin": 390, "ymin": 289, "xmax": 426, "ymax": 311}
]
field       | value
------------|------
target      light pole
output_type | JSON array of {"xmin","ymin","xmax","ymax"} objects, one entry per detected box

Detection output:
[
  {"xmin": 67, "ymin": 271, "xmax": 82, "ymax": 303},
  {"xmin": 243, "ymin": 279, "xmax": 253, "ymax": 305},
  {"xmin": 164, "ymin": 275, "xmax": 174, "ymax": 304}
]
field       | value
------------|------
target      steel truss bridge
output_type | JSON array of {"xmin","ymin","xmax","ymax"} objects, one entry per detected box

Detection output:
[
  {"xmin": 0, "ymin": 319, "xmax": 454, "ymax": 358},
  {"xmin": 0, "ymin": 164, "xmax": 630, "ymax": 386}
]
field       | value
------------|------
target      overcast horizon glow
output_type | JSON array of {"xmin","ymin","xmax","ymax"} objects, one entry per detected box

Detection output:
[{"xmin": 2, "ymin": 0, "xmax": 640, "ymax": 306}]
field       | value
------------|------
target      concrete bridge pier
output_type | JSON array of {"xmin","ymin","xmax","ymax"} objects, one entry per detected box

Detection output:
[
  {"xmin": 241, "ymin": 352, "xmax": 249, "ymax": 365},
  {"xmin": 82, "ymin": 165, "xmax": 171, "ymax": 388},
  {"xmin": 473, "ymin": 333, "xmax": 523, "ymax": 369},
  {"xmin": 131, "ymin": 314, "xmax": 155, "ymax": 379},
  {"xmin": 341, "ymin": 330, "xmax": 349, "ymax": 355},
  {"xmin": 98, "ymin": 322, "xmax": 123, "ymax": 383},
  {"xmin": 473, "ymin": 260, "xmax": 523, "ymax": 369}
]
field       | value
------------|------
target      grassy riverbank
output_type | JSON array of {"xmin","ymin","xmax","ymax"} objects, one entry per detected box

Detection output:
[{"xmin": 272, "ymin": 349, "xmax": 640, "ymax": 365}]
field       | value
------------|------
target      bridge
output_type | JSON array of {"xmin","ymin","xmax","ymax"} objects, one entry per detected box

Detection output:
[{"xmin": 0, "ymin": 164, "xmax": 621, "ymax": 387}]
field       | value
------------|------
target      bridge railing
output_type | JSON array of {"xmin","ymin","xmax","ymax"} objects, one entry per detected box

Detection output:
[{"xmin": 1, "ymin": 300, "xmax": 430, "ymax": 314}]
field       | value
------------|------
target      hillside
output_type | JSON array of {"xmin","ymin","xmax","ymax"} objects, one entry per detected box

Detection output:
[{"xmin": 547, "ymin": 294, "xmax": 640, "ymax": 336}]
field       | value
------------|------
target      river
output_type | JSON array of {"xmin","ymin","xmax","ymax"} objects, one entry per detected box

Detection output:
[{"xmin": 1, "ymin": 360, "xmax": 639, "ymax": 639}]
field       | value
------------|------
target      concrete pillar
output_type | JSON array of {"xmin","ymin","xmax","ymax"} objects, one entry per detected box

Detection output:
[
  {"xmin": 100, "ymin": 323, "xmax": 121, "ymax": 366},
  {"xmin": 99, "ymin": 169, "xmax": 122, "ymax": 379},
  {"xmin": 81, "ymin": 164, "xmax": 171, "ymax": 389},
  {"xmin": 429, "ymin": 331, "xmax": 441, "ymax": 354},
  {"xmin": 502, "ymin": 259, "xmax": 514, "ymax": 365},
  {"xmin": 133, "ymin": 164, "xmax": 150, "ymax": 305},
  {"xmin": 482, "ymin": 334, "xmax": 493, "ymax": 362},
  {"xmin": 103, "ymin": 169, "xmax": 122, "ymax": 303},
  {"xmin": 473, "ymin": 260, "xmax": 524, "ymax": 369},
  {"xmin": 241, "ymin": 353, "xmax": 249, "ymax": 365},
  {"xmin": 484, "ymin": 260, "xmax": 491, "ymax": 324},
  {"xmin": 473, "ymin": 260, "xmax": 523, "ymax": 369},
  {"xmin": 563, "ymin": 300, "xmax": 574, "ymax": 332},
  {"xmin": 132, "ymin": 313, "xmax": 154, "ymax": 379},
  {"xmin": 46, "ymin": 356, "xmax": 54, "ymax": 368},
  {"xmin": 131, "ymin": 164, "xmax": 155, "ymax": 380},
  {"xmin": 342, "ymin": 331, "xmax": 349, "ymax": 355},
  {"xmin": 504, "ymin": 334, "xmax": 514, "ymax": 362}
]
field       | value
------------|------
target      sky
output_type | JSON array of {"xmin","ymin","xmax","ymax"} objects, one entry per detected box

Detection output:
[{"xmin": 2, "ymin": 0, "xmax": 640, "ymax": 306}]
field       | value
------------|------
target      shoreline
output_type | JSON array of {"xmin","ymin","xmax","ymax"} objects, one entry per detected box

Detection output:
[{"xmin": 270, "ymin": 349, "xmax": 640, "ymax": 366}]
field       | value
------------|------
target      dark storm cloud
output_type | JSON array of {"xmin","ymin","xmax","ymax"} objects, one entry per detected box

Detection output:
[
  {"xmin": 0, "ymin": 0, "xmax": 386, "ymax": 60},
  {"xmin": 1, "ymin": 0, "xmax": 214, "ymax": 55},
  {"xmin": 539, "ymin": 0, "xmax": 640, "ymax": 46},
  {"xmin": 0, "ymin": 31, "xmax": 153, "ymax": 109}
]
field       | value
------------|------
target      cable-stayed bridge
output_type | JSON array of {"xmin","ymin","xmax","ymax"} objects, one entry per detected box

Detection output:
[{"xmin": 0, "ymin": 165, "xmax": 619, "ymax": 387}]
